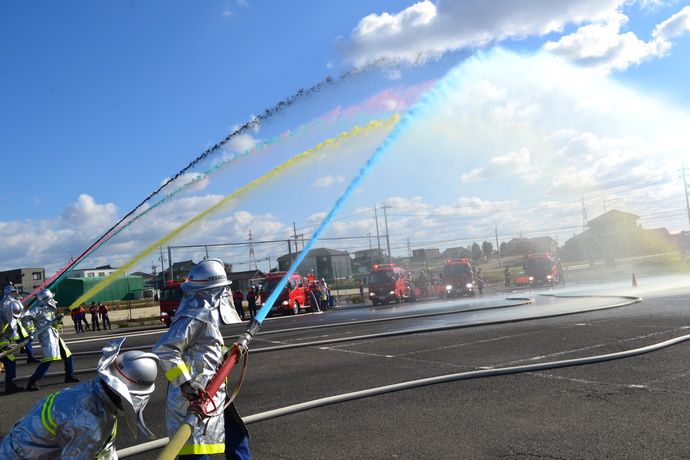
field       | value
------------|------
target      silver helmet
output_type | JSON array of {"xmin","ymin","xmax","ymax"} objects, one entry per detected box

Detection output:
[
  {"xmin": 36, "ymin": 288, "xmax": 55, "ymax": 305},
  {"xmin": 4, "ymin": 283, "xmax": 17, "ymax": 296},
  {"xmin": 98, "ymin": 338, "xmax": 159, "ymax": 440},
  {"xmin": 110, "ymin": 350, "xmax": 159, "ymax": 395},
  {"xmin": 182, "ymin": 258, "xmax": 231, "ymax": 291}
]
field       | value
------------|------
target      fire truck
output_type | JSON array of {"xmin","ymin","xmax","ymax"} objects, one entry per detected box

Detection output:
[
  {"xmin": 368, "ymin": 264, "xmax": 414, "ymax": 306},
  {"xmin": 159, "ymin": 280, "xmax": 184, "ymax": 327},
  {"xmin": 442, "ymin": 259, "xmax": 477, "ymax": 297},
  {"xmin": 260, "ymin": 271, "xmax": 313, "ymax": 316},
  {"xmin": 525, "ymin": 253, "xmax": 559, "ymax": 286}
]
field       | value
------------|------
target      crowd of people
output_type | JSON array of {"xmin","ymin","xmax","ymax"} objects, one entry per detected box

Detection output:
[
  {"xmin": 0, "ymin": 258, "xmax": 252, "ymax": 459},
  {"xmin": 69, "ymin": 301, "xmax": 111, "ymax": 333}
]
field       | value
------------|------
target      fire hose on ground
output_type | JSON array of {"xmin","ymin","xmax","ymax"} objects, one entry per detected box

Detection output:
[{"xmin": 121, "ymin": 330, "xmax": 690, "ymax": 458}]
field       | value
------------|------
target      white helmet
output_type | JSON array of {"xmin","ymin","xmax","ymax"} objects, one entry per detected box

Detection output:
[
  {"xmin": 182, "ymin": 258, "xmax": 231, "ymax": 291},
  {"xmin": 98, "ymin": 338, "xmax": 159, "ymax": 440},
  {"xmin": 110, "ymin": 350, "xmax": 159, "ymax": 395},
  {"xmin": 36, "ymin": 288, "xmax": 55, "ymax": 305}
]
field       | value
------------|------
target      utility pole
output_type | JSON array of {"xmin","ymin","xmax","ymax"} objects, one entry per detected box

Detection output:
[
  {"xmin": 292, "ymin": 222, "xmax": 304, "ymax": 255},
  {"xmin": 151, "ymin": 262, "xmax": 158, "ymax": 307},
  {"xmin": 248, "ymin": 230, "xmax": 257, "ymax": 270},
  {"xmin": 581, "ymin": 196, "xmax": 588, "ymax": 233},
  {"xmin": 158, "ymin": 246, "xmax": 167, "ymax": 284},
  {"xmin": 382, "ymin": 205, "xmax": 392, "ymax": 264},
  {"xmin": 682, "ymin": 165, "xmax": 690, "ymax": 230},
  {"xmin": 495, "ymin": 226, "xmax": 501, "ymax": 268},
  {"xmin": 374, "ymin": 205, "xmax": 382, "ymax": 264},
  {"xmin": 167, "ymin": 246, "xmax": 173, "ymax": 281}
]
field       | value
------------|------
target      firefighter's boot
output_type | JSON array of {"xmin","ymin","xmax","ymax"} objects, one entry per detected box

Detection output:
[
  {"xmin": 26, "ymin": 378, "xmax": 40, "ymax": 391},
  {"xmin": 5, "ymin": 378, "xmax": 24, "ymax": 394}
]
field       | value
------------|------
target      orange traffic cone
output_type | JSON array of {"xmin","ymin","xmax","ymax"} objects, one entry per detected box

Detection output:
[{"xmin": 632, "ymin": 273, "xmax": 637, "ymax": 288}]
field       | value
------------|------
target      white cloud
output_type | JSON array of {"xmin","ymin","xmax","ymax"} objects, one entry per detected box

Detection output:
[
  {"xmin": 339, "ymin": 1, "xmax": 690, "ymax": 76},
  {"xmin": 542, "ymin": 12, "xmax": 670, "ymax": 73},
  {"xmin": 461, "ymin": 147, "xmax": 532, "ymax": 183},
  {"xmin": 313, "ymin": 175, "xmax": 345, "ymax": 187},
  {"xmin": 60, "ymin": 194, "xmax": 118, "ymax": 231},
  {"xmin": 159, "ymin": 172, "xmax": 209, "ymax": 195},
  {"xmin": 224, "ymin": 130, "xmax": 261, "ymax": 154},
  {"xmin": 338, "ymin": 0, "xmax": 625, "ymax": 66},
  {"xmin": 652, "ymin": 5, "xmax": 690, "ymax": 40}
]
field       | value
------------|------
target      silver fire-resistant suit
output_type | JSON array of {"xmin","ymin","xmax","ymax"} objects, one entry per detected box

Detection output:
[
  {"xmin": 1, "ymin": 292, "xmax": 34, "ymax": 354},
  {"xmin": 152, "ymin": 285, "xmax": 242, "ymax": 457},
  {"xmin": 22, "ymin": 297, "xmax": 71, "ymax": 363},
  {"xmin": 0, "ymin": 338, "xmax": 158, "ymax": 459}
]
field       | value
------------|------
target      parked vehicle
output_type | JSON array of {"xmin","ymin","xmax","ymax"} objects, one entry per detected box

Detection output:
[
  {"xmin": 514, "ymin": 272, "xmax": 530, "ymax": 286},
  {"xmin": 525, "ymin": 253, "xmax": 559, "ymax": 286},
  {"xmin": 368, "ymin": 264, "xmax": 412, "ymax": 305},
  {"xmin": 260, "ymin": 271, "xmax": 312, "ymax": 316},
  {"xmin": 159, "ymin": 280, "xmax": 183, "ymax": 327},
  {"xmin": 442, "ymin": 259, "xmax": 477, "ymax": 297}
]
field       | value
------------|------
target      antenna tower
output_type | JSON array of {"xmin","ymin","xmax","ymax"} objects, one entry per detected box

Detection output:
[{"xmin": 248, "ymin": 230, "xmax": 257, "ymax": 270}]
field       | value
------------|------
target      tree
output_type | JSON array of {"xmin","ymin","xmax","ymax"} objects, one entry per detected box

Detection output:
[
  {"xmin": 482, "ymin": 241, "xmax": 493, "ymax": 259},
  {"xmin": 471, "ymin": 242, "xmax": 483, "ymax": 262}
]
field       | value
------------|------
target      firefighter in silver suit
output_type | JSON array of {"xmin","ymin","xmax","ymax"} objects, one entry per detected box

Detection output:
[
  {"xmin": 23, "ymin": 289, "xmax": 80, "ymax": 391},
  {"xmin": 1, "ymin": 283, "xmax": 36, "ymax": 394},
  {"xmin": 0, "ymin": 337, "xmax": 159, "ymax": 459},
  {"xmin": 152, "ymin": 258, "xmax": 250, "ymax": 460}
]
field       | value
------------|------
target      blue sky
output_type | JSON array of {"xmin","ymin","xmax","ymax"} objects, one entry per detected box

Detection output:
[{"xmin": 2, "ymin": 0, "xmax": 690, "ymax": 277}]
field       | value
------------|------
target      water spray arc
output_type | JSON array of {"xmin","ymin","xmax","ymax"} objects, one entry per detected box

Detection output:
[
  {"xmin": 158, "ymin": 89, "xmax": 436, "ymax": 458},
  {"xmin": 2, "ymin": 118, "xmax": 397, "ymax": 365},
  {"xmin": 20, "ymin": 113, "xmax": 371, "ymax": 304},
  {"xmin": 21, "ymin": 50, "xmax": 416, "ymax": 304},
  {"xmin": 66, "ymin": 117, "xmax": 398, "ymax": 312}
]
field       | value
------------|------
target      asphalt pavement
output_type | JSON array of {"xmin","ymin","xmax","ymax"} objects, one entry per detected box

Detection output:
[{"xmin": 2, "ymin": 272, "xmax": 690, "ymax": 459}]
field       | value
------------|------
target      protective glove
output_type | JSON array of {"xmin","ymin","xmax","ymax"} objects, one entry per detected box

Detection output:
[{"xmin": 180, "ymin": 380, "xmax": 205, "ymax": 401}]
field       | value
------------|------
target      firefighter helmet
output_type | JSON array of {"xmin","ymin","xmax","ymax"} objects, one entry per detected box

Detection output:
[
  {"xmin": 182, "ymin": 258, "xmax": 231, "ymax": 291},
  {"xmin": 109, "ymin": 350, "xmax": 159, "ymax": 395},
  {"xmin": 98, "ymin": 338, "xmax": 159, "ymax": 440},
  {"xmin": 36, "ymin": 288, "xmax": 55, "ymax": 305}
]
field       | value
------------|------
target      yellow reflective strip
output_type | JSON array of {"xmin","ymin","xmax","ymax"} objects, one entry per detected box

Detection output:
[
  {"xmin": 164, "ymin": 363, "xmax": 189, "ymax": 382},
  {"xmin": 41, "ymin": 392, "xmax": 59, "ymax": 435},
  {"xmin": 179, "ymin": 443, "xmax": 225, "ymax": 455}
]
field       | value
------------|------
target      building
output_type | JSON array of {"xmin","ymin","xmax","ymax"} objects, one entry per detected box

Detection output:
[
  {"xmin": 0, "ymin": 267, "xmax": 46, "ymax": 293},
  {"xmin": 69, "ymin": 265, "xmax": 119, "ymax": 278},
  {"xmin": 411, "ymin": 248, "xmax": 441, "ymax": 264},
  {"xmin": 441, "ymin": 247, "xmax": 472, "ymax": 261},
  {"xmin": 277, "ymin": 247, "xmax": 352, "ymax": 283},
  {"xmin": 55, "ymin": 275, "xmax": 144, "ymax": 306},
  {"xmin": 503, "ymin": 237, "xmax": 558, "ymax": 256},
  {"xmin": 228, "ymin": 269, "xmax": 266, "ymax": 291},
  {"xmin": 352, "ymin": 248, "xmax": 386, "ymax": 274},
  {"xmin": 561, "ymin": 209, "xmax": 680, "ymax": 263}
]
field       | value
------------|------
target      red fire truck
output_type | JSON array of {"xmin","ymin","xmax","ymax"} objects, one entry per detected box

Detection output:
[
  {"xmin": 525, "ymin": 253, "xmax": 559, "ymax": 286},
  {"xmin": 368, "ymin": 264, "xmax": 414, "ymax": 306},
  {"xmin": 159, "ymin": 280, "xmax": 183, "ymax": 327},
  {"xmin": 260, "ymin": 271, "xmax": 312, "ymax": 316},
  {"xmin": 442, "ymin": 259, "xmax": 477, "ymax": 297}
]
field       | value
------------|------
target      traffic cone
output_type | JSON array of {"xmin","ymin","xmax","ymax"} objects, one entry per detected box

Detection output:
[{"xmin": 632, "ymin": 273, "xmax": 637, "ymax": 288}]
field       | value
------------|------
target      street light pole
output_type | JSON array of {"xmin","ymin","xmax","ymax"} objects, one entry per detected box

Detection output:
[{"xmin": 382, "ymin": 205, "xmax": 392, "ymax": 264}]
